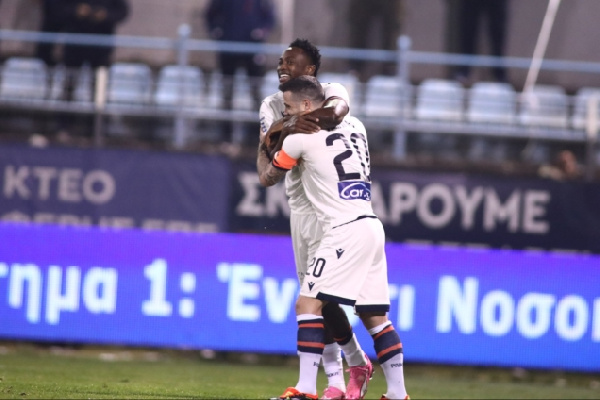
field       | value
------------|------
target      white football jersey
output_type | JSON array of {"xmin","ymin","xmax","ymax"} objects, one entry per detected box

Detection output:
[
  {"xmin": 259, "ymin": 82, "xmax": 351, "ymax": 215},
  {"xmin": 274, "ymin": 116, "xmax": 375, "ymax": 229}
]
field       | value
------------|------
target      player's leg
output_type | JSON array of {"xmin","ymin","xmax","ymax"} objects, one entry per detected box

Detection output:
[
  {"xmin": 274, "ymin": 295, "xmax": 325, "ymax": 400},
  {"xmin": 310, "ymin": 221, "xmax": 374, "ymax": 399},
  {"xmin": 293, "ymin": 212, "xmax": 346, "ymax": 398},
  {"xmin": 320, "ymin": 303, "xmax": 347, "ymax": 399},
  {"xmin": 322, "ymin": 302, "xmax": 366, "ymax": 368},
  {"xmin": 360, "ymin": 313, "xmax": 408, "ymax": 400},
  {"xmin": 355, "ymin": 218, "xmax": 409, "ymax": 400},
  {"xmin": 324, "ymin": 302, "xmax": 372, "ymax": 400}
]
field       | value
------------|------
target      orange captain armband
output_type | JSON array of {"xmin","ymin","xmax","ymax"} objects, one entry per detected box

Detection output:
[{"xmin": 272, "ymin": 149, "xmax": 298, "ymax": 170}]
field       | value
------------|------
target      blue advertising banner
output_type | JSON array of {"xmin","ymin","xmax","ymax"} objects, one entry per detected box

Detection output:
[
  {"xmin": 0, "ymin": 145, "xmax": 231, "ymax": 232},
  {"xmin": 1, "ymin": 223, "xmax": 598, "ymax": 371},
  {"xmin": 230, "ymin": 163, "xmax": 600, "ymax": 253}
]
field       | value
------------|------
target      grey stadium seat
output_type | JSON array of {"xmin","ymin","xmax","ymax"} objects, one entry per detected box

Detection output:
[
  {"xmin": 0, "ymin": 57, "xmax": 48, "ymax": 100},
  {"xmin": 154, "ymin": 65, "xmax": 204, "ymax": 108},
  {"xmin": 414, "ymin": 78, "xmax": 464, "ymax": 121},
  {"xmin": 107, "ymin": 63, "xmax": 152, "ymax": 104}
]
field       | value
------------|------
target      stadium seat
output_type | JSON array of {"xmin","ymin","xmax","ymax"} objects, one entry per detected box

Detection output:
[
  {"xmin": 206, "ymin": 69, "xmax": 260, "ymax": 110},
  {"xmin": 570, "ymin": 87, "xmax": 600, "ymax": 130},
  {"xmin": 232, "ymin": 69, "xmax": 260, "ymax": 110},
  {"xmin": 363, "ymin": 75, "xmax": 412, "ymax": 118},
  {"xmin": 260, "ymin": 69, "xmax": 281, "ymax": 100},
  {"xmin": 48, "ymin": 64, "xmax": 93, "ymax": 103},
  {"xmin": 0, "ymin": 57, "xmax": 48, "ymax": 100},
  {"xmin": 154, "ymin": 65, "xmax": 204, "ymax": 108},
  {"xmin": 466, "ymin": 82, "xmax": 517, "ymax": 124},
  {"xmin": 73, "ymin": 64, "xmax": 94, "ymax": 103},
  {"xmin": 518, "ymin": 84, "xmax": 568, "ymax": 129},
  {"xmin": 107, "ymin": 63, "xmax": 152, "ymax": 104},
  {"xmin": 414, "ymin": 79, "xmax": 464, "ymax": 121},
  {"xmin": 316, "ymin": 72, "xmax": 360, "ymax": 110},
  {"xmin": 48, "ymin": 64, "xmax": 67, "ymax": 101}
]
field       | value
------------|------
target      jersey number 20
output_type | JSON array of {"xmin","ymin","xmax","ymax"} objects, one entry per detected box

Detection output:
[{"xmin": 326, "ymin": 132, "xmax": 371, "ymax": 182}]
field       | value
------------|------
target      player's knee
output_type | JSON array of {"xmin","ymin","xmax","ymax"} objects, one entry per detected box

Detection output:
[
  {"xmin": 322, "ymin": 302, "xmax": 351, "ymax": 333},
  {"xmin": 295, "ymin": 295, "xmax": 322, "ymax": 315},
  {"xmin": 358, "ymin": 312, "xmax": 388, "ymax": 330}
]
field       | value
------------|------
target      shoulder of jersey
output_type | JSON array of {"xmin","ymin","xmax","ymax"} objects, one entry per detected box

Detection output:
[
  {"xmin": 321, "ymin": 82, "xmax": 341, "ymax": 89},
  {"xmin": 264, "ymin": 91, "xmax": 283, "ymax": 104},
  {"xmin": 343, "ymin": 115, "xmax": 366, "ymax": 130}
]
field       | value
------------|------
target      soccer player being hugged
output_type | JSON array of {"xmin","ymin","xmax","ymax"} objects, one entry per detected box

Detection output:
[
  {"xmin": 258, "ymin": 39, "xmax": 373, "ymax": 400},
  {"xmin": 258, "ymin": 75, "xmax": 410, "ymax": 400}
]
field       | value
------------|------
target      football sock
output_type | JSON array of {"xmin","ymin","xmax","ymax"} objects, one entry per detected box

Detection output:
[
  {"xmin": 296, "ymin": 314, "xmax": 325, "ymax": 395},
  {"xmin": 337, "ymin": 333, "xmax": 366, "ymax": 367},
  {"xmin": 369, "ymin": 321, "xmax": 408, "ymax": 399},
  {"xmin": 322, "ymin": 343, "xmax": 346, "ymax": 391},
  {"xmin": 322, "ymin": 303, "xmax": 366, "ymax": 367}
]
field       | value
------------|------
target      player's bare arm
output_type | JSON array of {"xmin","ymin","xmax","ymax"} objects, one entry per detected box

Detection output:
[
  {"xmin": 266, "ymin": 96, "xmax": 348, "ymax": 146},
  {"xmin": 259, "ymin": 163, "xmax": 286, "ymax": 187},
  {"xmin": 308, "ymin": 96, "xmax": 349, "ymax": 129},
  {"xmin": 266, "ymin": 97, "xmax": 349, "ymax": 156},
  {"xmin": 257, "ymin": 135, "xmax": 287, "ymax": 187},
  {"xmin": 280, "ymin": 96, "xmax": 348, "ymax": 134},
  {"xmin": 264, "ymin": 118, "xmax": 286, "ymax": 148},
  {"xmin": 257, "ymin": 150, "xmax": 287, "ymax": 188}
]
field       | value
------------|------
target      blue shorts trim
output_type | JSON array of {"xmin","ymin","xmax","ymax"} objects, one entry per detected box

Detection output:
[
  {"xmin": 355, "ymin": 304, "xmax": 390, "ymax": 313},
  {"xmin": 316, "ymin": 292, "xmax": 355, "ymax": 306}
]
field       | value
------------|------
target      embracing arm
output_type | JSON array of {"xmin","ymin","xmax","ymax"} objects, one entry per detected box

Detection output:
[
  {"xmin": 309, "ymin": 96, "xmax": 349, "ymax": 129},
  {"xmin": 257, "ymin": 136, "xmax": 287, "ymax": 187},
  {"xmin": 265, "ymin": 97, "xmax": 349, "ymax": 156}
]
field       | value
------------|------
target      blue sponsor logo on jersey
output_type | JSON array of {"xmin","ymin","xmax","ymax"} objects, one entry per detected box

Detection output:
[{"xmin": 338, "ymin": 181, "xmax": 371, "ymax": 201}]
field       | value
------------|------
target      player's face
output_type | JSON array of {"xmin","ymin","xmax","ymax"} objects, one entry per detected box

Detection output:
[
  {"xmin": 282, "ymin": 91, "xmax": 310, "ymax": 116},
  {"xmin": 277, "ymin": 47, "xmax": 316, "ymax": 86}
]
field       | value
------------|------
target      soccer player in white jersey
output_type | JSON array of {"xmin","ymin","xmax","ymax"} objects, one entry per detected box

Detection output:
[
  {"xmin": 258, "ymin": 39, "xmax": 370, "ymax": 400},
  {"xmin": 259, "ymin": 75, "xmax": 409, "ymax": 400}
]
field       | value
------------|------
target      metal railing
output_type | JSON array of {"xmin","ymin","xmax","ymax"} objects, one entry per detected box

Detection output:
[{"xmin": 1, "ymin": 26, "xmax": 599, "ymax": 176}]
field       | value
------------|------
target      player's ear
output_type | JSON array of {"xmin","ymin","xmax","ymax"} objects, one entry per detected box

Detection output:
[
  {"xmin": 303, "ymin": 99, "xmax": 311, "ymax": 111},
  {"xmin": 306, "ymin": 65, "xmax": 316, "ymax": 76}
]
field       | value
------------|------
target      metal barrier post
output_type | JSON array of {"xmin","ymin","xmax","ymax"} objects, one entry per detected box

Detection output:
[
  {"xmin": 585, "ymin": 95, "xmax": 598, "ymax": 181},
  {"xmin": 392, "ymin": 35, "xmax": 411, "ymax": 160},
  {"xmin": 173, "ymin": 24, "xmax": 191, "ymax": 149},
  {"xmin": 93, "ymin": 66, "xmax": 108, "ymax": 147}
]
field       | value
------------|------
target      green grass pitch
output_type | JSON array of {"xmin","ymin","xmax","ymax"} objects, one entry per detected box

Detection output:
[{"xmin": 0, "ymin": 343, "xmax": 598, "ymax": 399}]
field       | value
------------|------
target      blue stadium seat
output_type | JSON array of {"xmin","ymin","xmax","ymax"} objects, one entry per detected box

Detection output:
[
  {"xmin": 570, "ymin": 87, "xmax": 600, "ymax": 130},
  {"xmin": 467, "ymin": 82, "xmax": 517, "ymax": 125},
  {"xmin": 260, "ymin": 69, "xmax": 281, "ymax": 100},
  {"xmin": 518, "ymin": 84, "xmax": 568, "ymax": 129},
  {"xmin": 154, "ymin": 65, "xmax": 204, "ymax": 108},
  {"xmin": 316, "ymin": 72, "xmax": 360, "ymax": 110},
  {"xmin": 0, "ymin": 57, "xmax": 48, "ymax": 100},
  {"xmin": 414, "ymin": 79, "xmax": 464, "ymax": 121},
  {"xmin": 107, "ymin": 63, "xmax": 152, "ymax": 104},
  {"xmin": 363, "ymin": 75, "xmax": 412, "ymax": 118}
]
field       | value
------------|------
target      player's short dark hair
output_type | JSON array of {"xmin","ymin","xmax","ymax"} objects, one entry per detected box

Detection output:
[
  {"xmin": 289, "ymin": 38, "xmax": 321, "ymax": 77},
  {"xmin": 280, "ymin": 75, "xmax": 325, "ymax": 103}
]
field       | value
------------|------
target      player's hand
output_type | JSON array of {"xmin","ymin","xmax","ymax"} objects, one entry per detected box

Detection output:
[
  {"xmin": 265, "ymin": 129, "xmax": 281, "ymax": 149},
  {"xmin": 282, "ymin": 113, "xmax": 320, "ymax": 135},
  {"xmin": 265, "ymin": 132, "xmax": 280, "ymax": 154}
]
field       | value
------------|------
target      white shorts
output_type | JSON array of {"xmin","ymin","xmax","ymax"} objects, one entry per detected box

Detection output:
[
  {"xmin": 299, "ymin": 216, "xmax": 390, "ymax": 313},
  {"xmin": 290, "ymin": 212, "xmax": 324, "ymax": 284}
]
